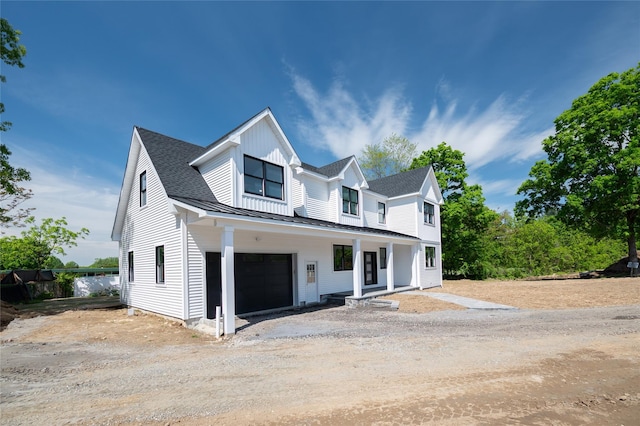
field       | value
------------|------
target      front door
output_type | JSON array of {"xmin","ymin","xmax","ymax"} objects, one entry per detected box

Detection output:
[
  {"xmin": 305, "ymin": 261, "xmax": 318, "ymax": 304},
  {"xmin": 364, "ymin": 251, "xmax": 377, "ymax": 285}
]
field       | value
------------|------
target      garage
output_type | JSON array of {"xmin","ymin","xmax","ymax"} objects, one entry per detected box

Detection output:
[{"xmin": 206, "ymin": 252, "xmax": 293, "ymax": 318}]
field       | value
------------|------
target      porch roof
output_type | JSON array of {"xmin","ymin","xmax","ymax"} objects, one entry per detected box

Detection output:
[{"xmin": 171, "ymin": 196, "xmax": 420, "ymax": 241}]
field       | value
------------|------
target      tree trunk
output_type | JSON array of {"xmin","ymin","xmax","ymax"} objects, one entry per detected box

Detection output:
[{"xmin": 628, "ymin": 212, "xmax": 638, "ymax": 277}]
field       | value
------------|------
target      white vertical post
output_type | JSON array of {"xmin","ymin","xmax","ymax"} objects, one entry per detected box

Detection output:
[
  {"xmin": 411, "ymin": 243, "xmax": 420, "ymax": 288},
  {"xmin": 221, "ymin": 226, "xmax": 235, "ymax": 335},
  {"xmin": 386, "ymin": 242, "xmax": 394, "ymax": 291},
  {"xmin": 352, "ymin": 238, "xmax": 362, "ymax": 297}
]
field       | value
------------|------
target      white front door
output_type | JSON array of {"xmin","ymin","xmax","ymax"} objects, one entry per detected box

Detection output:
[{"xmin": 305, "ymin": 261, "xmax": 318, "ymax": 304}]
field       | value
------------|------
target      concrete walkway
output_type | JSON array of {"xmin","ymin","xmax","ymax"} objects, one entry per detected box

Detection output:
[{"xmin": 406, "ymin": 291, "xmax": 518, "ymax": 310}]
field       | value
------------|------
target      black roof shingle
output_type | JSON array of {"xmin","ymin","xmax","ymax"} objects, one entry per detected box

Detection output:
[{"xmin": 367, "ymin": 167, "xmax": 431, "ymax": 197}]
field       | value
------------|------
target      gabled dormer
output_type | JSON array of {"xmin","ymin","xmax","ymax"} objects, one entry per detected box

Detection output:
[
  {"xmin": 294, "ymin": 156, "xmax": 368, "ymax": 225},
  {"xmin": 189, "ymin": 108, "xmax": 301, "ymax": 216}
]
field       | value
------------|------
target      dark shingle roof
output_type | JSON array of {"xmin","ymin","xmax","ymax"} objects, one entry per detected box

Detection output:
[
  {"xmin": 136, "ymin": 127, "xmax": 218, "ymax": 203},
  {"xmin": 367, "ymin": 167, "xmax": 430, "ymax": 197},
  {"xmin": 301, "ymin": 156, "xmax": 354, "ymax": 178},
  {"xmin": 171, "ymin": 196, "xmax": 419, "ymax": 240}
]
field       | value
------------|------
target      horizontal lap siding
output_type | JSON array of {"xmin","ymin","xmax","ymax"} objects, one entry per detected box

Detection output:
[
  {"xmin": 120, "ymin": 148, "xmax": 183, "ymax": 319},
  {"xmin": 387, "ymin": 198, "xmax": 418, "ymax": 236},
  {"xmin": 187, "ymin": 228, "xmax": 205, "ymax": 319},
  {"xmin": 305, "ymin": 178, "xmax": 333, "ymax": 221},
  {"xmin": 200, "ymin": 152, "xmax": 232, "ymax": 205}
]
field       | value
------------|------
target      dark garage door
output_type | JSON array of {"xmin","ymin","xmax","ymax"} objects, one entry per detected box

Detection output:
[{"xmin": 206, "ymin": 252, "xmax": 293, "ymax": 318}]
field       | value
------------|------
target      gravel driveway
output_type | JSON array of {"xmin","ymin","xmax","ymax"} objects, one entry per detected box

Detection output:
[{"xmin": 2, "ymin": 296, "xmax": 639, "ymax": 425}]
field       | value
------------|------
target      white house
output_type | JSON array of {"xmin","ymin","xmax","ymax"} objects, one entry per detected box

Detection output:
[{"xmin": 111, "ymin": 108, "xmax": 443, "ymax": 334}]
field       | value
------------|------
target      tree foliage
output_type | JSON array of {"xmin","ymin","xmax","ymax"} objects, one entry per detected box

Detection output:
[
  {"xmin": 0, "ymin": 18, "xmax": 31, "ymax": 229},
  {"xmin": 516, "ymin": 64, "xmax": 640, "ymax": 273},
  {"xmin": 359, "ymin": 133, "xmax": 417, "ymax": 179},
  {"xmin": 411, "ymin": 142, "xmax": 498, "ymax": 278},
  {"xmin": 0, "ymin": 217, "xmax": 89, "ymax": 270},
  {"xmin": 90, "ymin": 257, "xmax": 119, "ymax": 268}
]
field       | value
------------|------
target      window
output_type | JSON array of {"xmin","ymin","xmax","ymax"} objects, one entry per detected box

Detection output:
[
  {"xmin": 333, "ymin": 245, "xmax": 353, "ymax": 271},
  {"xmin": 380, "ymin": 247, "xmax": 387, "ymax": 269},
  {"xmin": 140, "ymin": 171, "xmax": 147, "ymax": 207},
  {"xmin": 128, "ymin": 251, "xmax": 134, "ymax": 281},
  {"xmin": 244, "ymin": 155, "xmax": 284, "ymax": 200},
  {"xmin": 342, "ymin": 187, "xmax": 358, "ymax": 215},
  {"xmin": 425, "ymin": 246, "xmax": 436, "ymax": 268},
  {"xmin": 155, "ymin": 245, "xmax": 165, "ymax": 283},
  {"xmin": 378, "ymin": 202, "xmax": 386, "ymax": 224},
  {"xmin": 424, "ymin": 201, "xmax": 435, "ymax": 225}
]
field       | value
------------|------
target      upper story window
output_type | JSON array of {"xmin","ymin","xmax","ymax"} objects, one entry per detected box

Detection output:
[
  {"xmin": 342, "ymin": 187, "xmax": 358, "ymax": 215},
  {"xmin": 424, "ymin": 201, "xmax": 435, "ymax": 225},
  {"xmin": 244, "ymin": 155, "xmax": 284, "ymax": 200},
  {"xmin": 378, "ymin": 202, "xmax": 386, "ymax": 224},
  {"xmin": 140, "ymin": 171, "xmax": 147, "ymax": 207}
]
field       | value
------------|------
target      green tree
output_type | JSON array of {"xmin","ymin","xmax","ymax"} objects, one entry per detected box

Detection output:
[
  {"xmin": 89, "ymin": 257, "xmax": 119, "ymax": 268},
  {"xmin": 411, "ymin": 142, "xmax": 498, "ymax": 278},
  {"xmin": 0, "ymin": 217, "xmax": 89, "ymax": 269},
  {"xmin": 516, "ymin": 64, "xmax": 640, "ymax": 275},
  {"xmin": 64, "ymin": 261, "xmax": 79, "ymax": 269},
  {"xmin": 0, "ymin": 18, "xmax": 31, "ymax": 229},
  {"xmin": 359, "ymin": 133, "xmax": 417, "ymax": 179},
  {"xmin": 44, "ymin": 256, "xmax": 64, "ymax": 269}
]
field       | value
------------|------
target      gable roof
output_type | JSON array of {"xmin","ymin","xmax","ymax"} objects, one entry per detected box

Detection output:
[
  {"xmin": 367, "ymin": 167, "xmax": 431, "ymax": 198},
  {"xmin": 301, "ymin": 156, "xmax": 354, "ymax": 178},
  {"xmin": 136, "ymin": 127, "xmax": 217, "ymax": 203}
]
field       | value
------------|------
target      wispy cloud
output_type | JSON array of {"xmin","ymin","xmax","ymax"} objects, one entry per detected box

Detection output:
[
  {"xmin": 292, "ymin": 73, "xmax": 412, "ymax": 158},
  {"xmin": 4, "ymin": 143, "xmax": 120, "ymax": 266},
  {"xmin": 291, "ymin": 73, "xmax": 551, "ymax": 169}
]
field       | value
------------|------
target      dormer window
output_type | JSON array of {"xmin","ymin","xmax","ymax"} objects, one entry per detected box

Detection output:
[
  {"xmin": 244, "ymin": 155, "xmax": 284, "ymax": 200},
  {"xmin": 342, "ymin": 186, "xmax": 358, "ymax": 215}
]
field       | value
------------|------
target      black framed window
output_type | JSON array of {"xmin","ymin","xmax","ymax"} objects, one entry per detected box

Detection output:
[
  {"xmin": 156, "ymin": 245, "xmax": 165, "ymax": 283},
  {"xmin": 425, "ymin": 246, "xmax": 436, "ymax": 268},
  {"xmin": 140, "ymin": 171, "xmax": 147, "ymax": 207},
  {"xmin": 342, "ymin": 187, "xmax": 358, "ymax": 215},
  {"xmin": 333, "ymin": 245, "xmax": 353, "ymax": 271},
  {"xmin": 244, "ymin": 155, "xmax": 284, "ymax": 200},
  {"xmin": 378, "ymin": 202, "xmax": 386, "ymax": 224},
  {"xmin": 380, "ymin": 247, "xmax": 387, "ymax": 269},
  {"xmin": 128, "ymin": 251, "xmax": 134, "ymax": 281},
  {"xmin": 424, "ymin": 201, "xmax": 435, "ymax": 225}
]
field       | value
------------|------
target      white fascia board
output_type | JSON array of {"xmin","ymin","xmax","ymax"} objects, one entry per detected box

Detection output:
[
  {"xmin": 386, "ymin": 192, "xmax": 421, "ymax": 201},
  {"xmin": 424, "ymin": 166, "xmax": 444, "ymax": 205},
  {"xmin": 208, "ymin": 211, "xmax": 418, "ymax": 243},
  {"xmin": 335, "ymin": 157, "xmax": 369, "ymax": 189},
  {"xmin": 111, "ymin": 128, "xmax": 142, "ymax": 241},
  {"xmin": 295, "ymin": 167, "xmax": 330, "ymax": 181},
  {"xmin": 189, "ymin": 138, "xmax": 240, "ymax": 167},
  {"xmin": 264, "ymin": 111, "xmax": 302, "ymax": 167},
  {"xmin": 362, "ymin": 188, "xmax": 389, "ymax": 201},
  {"xmin": 169, "ymin": 199, "xmax": 210, "ymax": 220}
]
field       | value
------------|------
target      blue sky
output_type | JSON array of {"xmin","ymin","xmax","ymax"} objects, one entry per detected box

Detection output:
[{"xmin": 2, "ymin": 1, "xmax": 639, "ymax": 266}]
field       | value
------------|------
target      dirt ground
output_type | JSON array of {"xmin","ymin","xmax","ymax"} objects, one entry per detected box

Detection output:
[{"xmin": 1, "ymin": 277, "xmax": 639, "ymax": 425}]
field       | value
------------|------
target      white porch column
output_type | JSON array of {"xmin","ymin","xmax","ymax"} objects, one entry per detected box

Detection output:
[
  {"xmin": 411, "ymin": 243, "xmax": 420, "ymax": 288},
  {"xmin": 386, "ymin": 242, "xmax": 394, "ymax": 291},
  {"xmin": 352, "ymin": 238, "xmax": 363, "ymax": 297},
  {"xmin": 221, "ymin": 226, "xmax": 236, "ymax": 335}
]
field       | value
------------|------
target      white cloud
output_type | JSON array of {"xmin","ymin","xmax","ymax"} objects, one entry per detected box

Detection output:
[
  {"xmin": 292, "ymin": 74, "xmax": 412, "ymax": 158},
  {"xmin": 291, "ymin": 73, "xmax": 550, "ymax": 169},
  {"xmin": 3, "ymin": 144, "xmax": 120, "ymax": 267}
]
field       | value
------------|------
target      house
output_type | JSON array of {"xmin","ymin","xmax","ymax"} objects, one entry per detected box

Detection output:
[{"xmin": 111, "ymin": 108, "xmax": 443, "ymax": 335}]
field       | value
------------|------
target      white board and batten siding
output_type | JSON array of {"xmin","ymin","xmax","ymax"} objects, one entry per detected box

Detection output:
[
  {"xmin": 120, "ymin": 146, "xmax": 185, "ymax": 319},
  {"xmin": 236, "ymin": 119, "xmax": 292, "ymax": 216}
]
